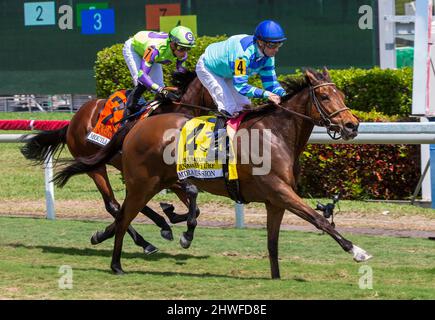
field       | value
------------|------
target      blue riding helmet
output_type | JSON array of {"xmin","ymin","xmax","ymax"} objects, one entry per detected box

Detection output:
[{"xmin": 254, "ymin": 20, "xmax": 287, "ymax": 43}]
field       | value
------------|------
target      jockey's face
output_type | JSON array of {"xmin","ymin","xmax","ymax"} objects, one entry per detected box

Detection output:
[
  {"xmin": 170, "ymin": 42, "xmax": 189, "ymax": 59},
  {"xmin": 257, "ymin": 40, "xmax": 283, "ymax": 57}
]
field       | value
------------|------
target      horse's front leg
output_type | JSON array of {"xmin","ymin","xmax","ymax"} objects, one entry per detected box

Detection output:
[
  {"xmin": 179, "ymin": 183, "xmax": 199, "ymax": 249},
  {"xmin": 270, "ymin": 181, "xmax": 372, "ymax": 263},
  {"xmin": 265, "ymin": 203, "xmax": 285, "ymax": 279}
]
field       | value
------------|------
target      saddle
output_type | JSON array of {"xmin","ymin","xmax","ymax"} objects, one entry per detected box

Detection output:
[{"xmin": 86, "ymin": 90, "xmax": 154, "ymax": 146}]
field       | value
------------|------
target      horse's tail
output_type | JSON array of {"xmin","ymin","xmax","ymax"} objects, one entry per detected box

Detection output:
[
  {"xmin": 52, "ymin": 124, "xmax": 131, "ymax": 188},
  {"xmin": 20, "ymin": 125, "xmax": 68, "ymax": 165}
]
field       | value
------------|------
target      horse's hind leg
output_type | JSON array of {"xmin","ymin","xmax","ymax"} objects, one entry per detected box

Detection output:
[
  {"xmin": 91, "ymin": 220, "xmax": 157, "ymax": 255},
  {"xmin": 162, "ymin": 181, "xmax": 200, "ymax": 224},
  {"xmin": 111, "ymin": 186, "xmax": 157, "ymax": 274},
  {"xmin": 140, "ymin": 206, "xmax": 174, "ymax": 241},
  {"xmin": 87, "ymin": 167, "xmax": 158, "ymax": 253},
  {"xmin": 179, "ymin": 183, "xmax": 199, "ymax": 249}
]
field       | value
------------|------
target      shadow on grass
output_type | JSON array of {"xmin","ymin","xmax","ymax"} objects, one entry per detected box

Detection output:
[
  {"xmin": 5, "ymin": 243, "xmax": 271, "ymax": 280},
  {"xmin": 5, "ymin": 243, "xmax": 209, "ymax": 261},
  {"xmin": 54, "ymin": 265, "xmax": 271, "ymax": 280}
]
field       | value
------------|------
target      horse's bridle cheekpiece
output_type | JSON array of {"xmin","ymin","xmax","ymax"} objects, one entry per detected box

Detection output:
[{"xmin": 309, "ymin": 82, "xmax": 350, "ymax": 140}]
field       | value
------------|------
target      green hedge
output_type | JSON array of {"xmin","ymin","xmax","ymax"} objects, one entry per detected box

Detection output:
[
  {"xmin": 328, "ymin": 67, "xmax": 413, "ymax": 116},
  {"xmin": 298, "ymin": 143, "xmax": 420, "ymax": 200}
]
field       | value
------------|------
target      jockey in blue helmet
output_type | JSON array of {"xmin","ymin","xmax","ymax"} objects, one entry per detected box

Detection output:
[{"xmin": 196, "ymin": 20, "xmax": 287, "ymax": 118}]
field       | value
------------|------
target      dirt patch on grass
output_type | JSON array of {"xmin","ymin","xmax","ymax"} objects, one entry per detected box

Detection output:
[{"xmin": 1, "ymin": 199, "xmax": 434, "ymax": 238}]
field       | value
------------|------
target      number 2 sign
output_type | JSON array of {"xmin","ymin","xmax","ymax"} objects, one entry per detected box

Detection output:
[{"xmin": 24, "ymin": 2, "xmax": 55, "ymax": 26}]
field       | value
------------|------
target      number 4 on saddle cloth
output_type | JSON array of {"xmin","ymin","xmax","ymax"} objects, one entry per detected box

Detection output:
[
  {"xmin": 86, "ymin": 90, "xmax": 156, "ymax": 147},
  {"xmin": 176, "ymin": 113, "xmax": 249, "ymax": 203}
]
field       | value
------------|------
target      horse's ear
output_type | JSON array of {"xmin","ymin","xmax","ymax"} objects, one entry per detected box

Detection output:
[
  {"xmin": 305, "ymin": 69, "xmax": 319, "ymax": 85},
  {"xmin": 322, "ymin": 66, "xmax": 331, "ymax": 81}
]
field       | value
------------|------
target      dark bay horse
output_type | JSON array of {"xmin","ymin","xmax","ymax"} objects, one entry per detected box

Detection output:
[
  {"xmin": 54, "ymin": 68, "xmax": 372, "ymax": 279},
  {"xmin": 21, "ymin": 71, "xmax": 215, "ymax": 254}
]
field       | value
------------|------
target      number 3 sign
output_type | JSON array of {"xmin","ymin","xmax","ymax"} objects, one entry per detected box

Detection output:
[{"xmin": 81, "ymin": 9, "xmax": 115, "ymax": 34}]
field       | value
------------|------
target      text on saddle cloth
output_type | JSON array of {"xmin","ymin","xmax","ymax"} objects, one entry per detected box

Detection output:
[
  {"xmin": 86, "ymin": 90, "xmax": 155, "ymax": 146},
  {"xmin": 176, "ymin": 115, "xmax": 238, "ymax": 180}
]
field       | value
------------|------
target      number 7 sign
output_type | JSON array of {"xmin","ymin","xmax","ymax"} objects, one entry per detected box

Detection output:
[{"xmin": 145, "ymin": 4, "xmax": 181, "ymax": 30}]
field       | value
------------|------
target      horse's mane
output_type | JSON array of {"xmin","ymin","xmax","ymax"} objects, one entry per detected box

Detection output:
[
  {"xmin": 281, "ymin": 68, "xmax": 329, "ymax": 102},
  {"xmin": 243, "ymin": 69, "xmax": 329, "ymax": 120}
]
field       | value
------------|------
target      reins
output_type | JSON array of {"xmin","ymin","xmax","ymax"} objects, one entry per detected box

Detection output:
[{"xmin": 172, "ymin": 101, "xmax": 217, "ymax": 113}]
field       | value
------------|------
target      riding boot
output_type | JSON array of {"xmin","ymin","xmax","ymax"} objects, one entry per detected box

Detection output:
[
  {"xmin": 124, "ymin": 83, "xmax": 146, "ymax": 120},
  {"xmin": 210, "ymin": 113, "xmax": 228, "ymax": 159}
]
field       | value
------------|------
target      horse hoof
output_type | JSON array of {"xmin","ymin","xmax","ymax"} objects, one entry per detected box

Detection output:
[
  {"xmin": 179, "ymin": 233, "xmax": 191, "ymax": 249},
  {"xmin": 111, "ymin": 265, "xmax": 125, "ymax": 275},
  {"xmin": 144, "ymin": 244, "xmax": 159, "ymax": 255},
  {"xmin": 90, "ymin": 231, "xmax": 101, "ymax": 245},
  {"xmin": 160, "ymin": 202, "xmax": 175, "ymax": 214},
  {"xmin": 350, "ymin": 245, "xmax": 373, "ymax": 262},
  {"xmin": 161, "ymin": 229, "xmax": 174, "ymax": 241}
]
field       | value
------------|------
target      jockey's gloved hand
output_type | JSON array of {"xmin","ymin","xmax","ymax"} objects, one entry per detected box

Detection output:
[
  {"xmin": 266, "ymin": 92, "xmax": 282, "ymax": 105},
  {"xmin": 158, "ymin": 88, "xmax": 181, "ymax": 101}
]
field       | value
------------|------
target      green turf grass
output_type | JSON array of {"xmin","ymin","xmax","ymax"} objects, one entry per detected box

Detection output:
[{"xmin": 0, "ymin": 216, "xmax": 433, "ymax": 299}]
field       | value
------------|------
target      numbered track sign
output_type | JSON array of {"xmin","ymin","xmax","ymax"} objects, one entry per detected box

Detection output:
[
  {"xmin": 160, "ymin": 15, "xmax": 197, "ymax": 35},
  {"xmin": 81, "ymin": 9, "xmax": 115, "ymax": 35},
  {"xmin": 146, "ymin": 4, "xmax": 181, "ymax": 30},
  {"xmin": 76, "ymin": 2, "xmax": 108, "ymax": 27},
  {"xmin": 24, "ymin": 2, "xmax": 55, "ymax": 26}
]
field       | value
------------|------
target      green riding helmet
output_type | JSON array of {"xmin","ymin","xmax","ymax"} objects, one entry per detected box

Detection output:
[{"xmin": 169, "ymin": 26, "xmax": 196, "ymax": 47}]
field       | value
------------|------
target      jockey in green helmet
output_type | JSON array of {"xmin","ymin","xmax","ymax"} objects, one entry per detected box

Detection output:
[{"xmin": 123, "ymin": 25, "xmax": 196, "ymax": 119}]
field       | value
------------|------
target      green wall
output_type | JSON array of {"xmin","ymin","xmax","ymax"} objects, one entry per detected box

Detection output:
[{"xmin": 0, "ymin": 0, "xmax": 378, "ymax": 94}]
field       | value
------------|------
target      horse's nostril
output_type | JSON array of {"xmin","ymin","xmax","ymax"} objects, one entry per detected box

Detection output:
[{"xmin": 345, "ymin": 122, "xmax": 358, "ymax": 132}]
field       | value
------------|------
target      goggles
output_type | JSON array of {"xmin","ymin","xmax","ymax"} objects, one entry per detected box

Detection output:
[
  {"xmin": 175, "ymin": 45, "xmax": 191, "ymax": 52},
  {"xmin": 265, "ymin": 42, "xmax": 284, "ymax": 49}
]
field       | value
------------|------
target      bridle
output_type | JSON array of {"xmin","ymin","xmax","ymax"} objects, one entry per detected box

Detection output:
[{"xmin": 276, "ymin": 82, "xmax": 350, "ymax": 140}]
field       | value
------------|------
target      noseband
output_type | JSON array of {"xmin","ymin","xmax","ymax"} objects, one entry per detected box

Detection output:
[{"xmin": 308, "ymin": 82, "xmax": 350, "ymax": 140}]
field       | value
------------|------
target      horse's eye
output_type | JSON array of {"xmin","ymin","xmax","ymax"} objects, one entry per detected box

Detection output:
[{"xmin": 320, "ymin": 94, "xmax": 329, "ymax": 101}]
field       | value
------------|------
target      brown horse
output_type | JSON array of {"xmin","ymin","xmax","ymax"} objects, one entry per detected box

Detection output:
[
  {"xmin": 21, "ymin": 71, "xmax": 215, "ymax": 254},
  {"xmin": 54, "ymin": 68, "xmax": 372, "ymax": 279}
]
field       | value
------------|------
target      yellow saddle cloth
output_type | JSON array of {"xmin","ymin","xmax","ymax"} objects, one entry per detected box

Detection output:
[{"xmin": 176, "ymin": 116, "xmax": 238, "ymax": 180}]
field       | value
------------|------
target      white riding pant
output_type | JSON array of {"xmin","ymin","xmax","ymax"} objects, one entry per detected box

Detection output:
[
  {"xmin": 196, "ymin": 54, "xmax": 250, "ymax": 115},
  {"xmin": 122, "ymin": 38, "xmax": 164, "ymax": 88}
]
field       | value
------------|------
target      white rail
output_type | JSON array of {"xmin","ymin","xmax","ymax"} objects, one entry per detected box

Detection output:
[
  {"xmin": 4, "ymin": 121, "xmax": 435, "ymax": 224},
  {"xmin": 3, "ymin": 134, "xmax": 55, "ymax": 219}
]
